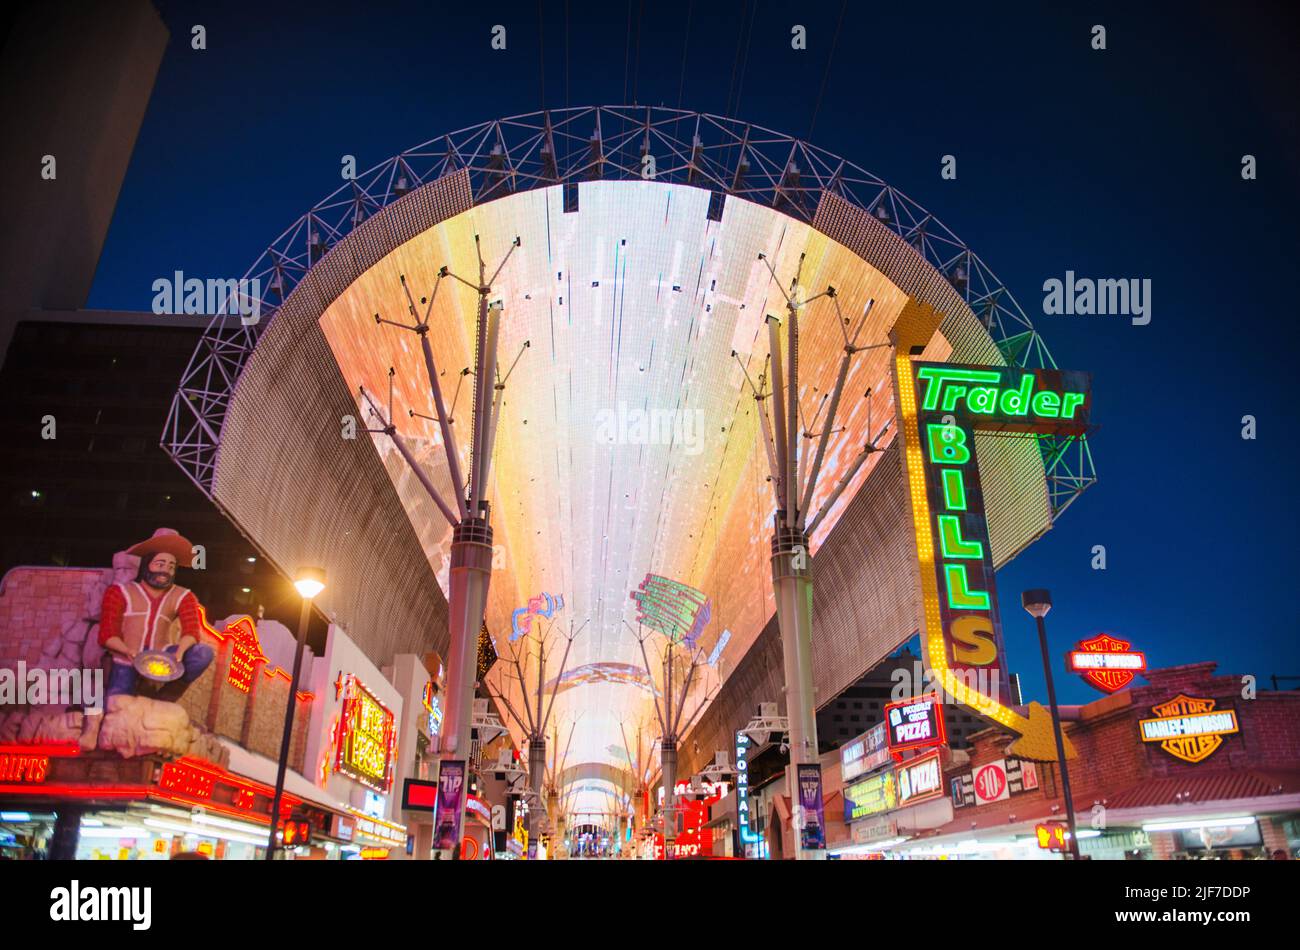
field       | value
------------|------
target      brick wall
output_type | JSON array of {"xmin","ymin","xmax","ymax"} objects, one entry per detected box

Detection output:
[
  {"xmin": 0, "ymin": 566, "xmax": 107, "ymax": 669},
  {"xmin": 944, "ymin": 662, "xmax": 1300, "ymax": 826}
]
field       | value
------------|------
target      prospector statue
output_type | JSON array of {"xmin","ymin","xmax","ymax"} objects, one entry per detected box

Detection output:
[{"xmin": 97, "ymin": 528, "xmax": 215, "ymax": 700}]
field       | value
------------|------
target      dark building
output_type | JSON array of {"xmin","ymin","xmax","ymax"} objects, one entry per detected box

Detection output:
[
  {"xmin": 0, "ymin": 1, "xmax": 326, "ymax": 644},
  {"xmin": 816, "ymin": 646, "xmax": 995, "ymax": 751},
  {"xmin": 0, "ymin": 315, "xmax": 326, "ymax": 639}
]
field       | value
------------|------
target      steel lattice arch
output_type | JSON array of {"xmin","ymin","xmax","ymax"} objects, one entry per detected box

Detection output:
[
  {"xmin": 163, "ymin": 105, "xmax": 1093, "ymax": 513},
  {"xmin": 161, "ymin": 107, "xmax": 1096, "ymax": 807}
]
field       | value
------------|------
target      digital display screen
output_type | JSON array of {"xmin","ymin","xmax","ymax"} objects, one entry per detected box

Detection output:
[{"xmin": 320, "ymin": 183, "xmax": 937, "ymax": 814}]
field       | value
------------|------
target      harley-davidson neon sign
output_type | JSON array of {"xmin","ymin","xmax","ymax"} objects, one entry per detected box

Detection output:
[
  {"xmin": 1068, "ymin": 633, "xmax": 1146, "ymax": 693},
  {"xmin": 1139, "ymin": 694, "xmax": 1239, "ymax": 764}
]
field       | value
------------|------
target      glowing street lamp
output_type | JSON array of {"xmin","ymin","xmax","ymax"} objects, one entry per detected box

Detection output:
[
  {"xmin": 266, "ymin": 566, "xmax": 326, "ymax": 859},
  {"xmin": 293, "ymin": 566, "xmax": 326, "ymax": 600},
  {"xmin": 1021, "ymin": 588, "xmax": 1081, "ymax": 861}
]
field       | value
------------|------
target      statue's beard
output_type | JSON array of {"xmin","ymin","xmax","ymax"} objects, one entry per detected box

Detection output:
[{"xmin": 144, "ymin": 571, "xmax": 173, "ymax": 590}]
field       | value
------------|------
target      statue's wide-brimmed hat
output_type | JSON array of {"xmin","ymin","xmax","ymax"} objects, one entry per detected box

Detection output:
[{"xmin": 125, "ymin": 528, "xmax": 194, "ymax": 568}]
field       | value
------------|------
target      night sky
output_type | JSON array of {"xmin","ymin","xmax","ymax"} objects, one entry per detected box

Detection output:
[{"xmin": 86, "ymin": 1, "xmax": 1300, "ymax": 706}]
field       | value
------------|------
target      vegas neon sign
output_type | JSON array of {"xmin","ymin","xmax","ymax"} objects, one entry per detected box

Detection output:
[
  {"xmin": 1068, "ymin": 633, "xmax": 1146, "ymax": 693},
  {"xmin": 1139, "ymin": 694, "xmax": 1239, "ymax": 764},
  {"xmin": 892, "ymin": 325, "xmax": 1092, "ymax": 758},
  {"xmin": 734, "ymin": 731, "xmax": 762, "ymax": 850},
  {"xmin": 335, "ymin": 675, "xmax": 397, "ymax": 793}
]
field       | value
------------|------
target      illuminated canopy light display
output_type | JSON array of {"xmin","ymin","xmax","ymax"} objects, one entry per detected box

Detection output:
[
  {"xmin": 165, "ymin": 109, "xmax": 1095, "ymax": 816},
  {"xmin": 318, "ymin": 182, "xmax": 932, "ymax": 811},
  {"xmin": 630, "ymin": 574, "xmax": 711, "ymax": 646}
]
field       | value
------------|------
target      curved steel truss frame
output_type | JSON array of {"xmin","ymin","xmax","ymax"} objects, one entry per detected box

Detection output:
[{"xmin": 163, "ymin": 105, "xmax": 1095, "ymax": 516}]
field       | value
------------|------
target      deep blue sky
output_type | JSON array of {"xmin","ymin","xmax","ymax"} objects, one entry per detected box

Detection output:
[{"xmin": 88, "ymin": 1, "xmax": 1300, "ymax": 705}]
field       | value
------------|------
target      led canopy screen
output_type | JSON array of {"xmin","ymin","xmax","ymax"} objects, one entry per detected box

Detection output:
[{"xmin": 318, "ymin": 181, "xmax": 959, "ymax": 811}]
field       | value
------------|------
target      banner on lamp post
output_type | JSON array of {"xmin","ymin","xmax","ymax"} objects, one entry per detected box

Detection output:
[
  {"xmin": 796, "ymin": 763, "xmax": 826, "ymax": 850},
  {"xmin": 433, "ymin": 759, "xmax": 466, "ymax": 853}
]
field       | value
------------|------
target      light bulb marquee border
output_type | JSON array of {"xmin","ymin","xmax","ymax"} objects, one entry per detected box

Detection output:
[
  {"xmin": 333, "ymin": 674, "xmax": 398, "ymax": 793},
  {"xmin": 894, "ymin": 350, "xmax": 1093, "ymax": 755}
]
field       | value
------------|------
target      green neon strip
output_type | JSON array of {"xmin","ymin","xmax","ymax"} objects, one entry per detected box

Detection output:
[
  {"xmin": 941, "ymin": 468, "xmax": 967, "ymax": 510},
  {"xmin": 916, "ymin": 366, "xmax": 1002, "ymax": 411},
  {"xmin": 926, "ymin": 423, "xmax": 971, "ymax": 465},
  {"xmin": 944, "ymin": 563, "xmax": 991, "ymax": 610},
  {"xmin": 1061, "ymin": 392, "xmax": 1086, "ymax": 419},
  {"xmin": 937, "ymin": 514, "xmax": 984, "ymax": 559}
]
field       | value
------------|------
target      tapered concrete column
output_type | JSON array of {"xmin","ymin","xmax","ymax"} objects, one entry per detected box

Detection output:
[
  {"xmin": 771, "ymin": 523, "xmax": 824, "ymax": 860},
  {"xmin": 439, "ymin": 516, "xmax": 494, "ymax": 845},
  {"xmin": 661, "ymin": 738, "xmax": 678, "ymax": 856},
  {"xmin": 528, "ymin": 735, "xmax": 546, "ymax": 842}
]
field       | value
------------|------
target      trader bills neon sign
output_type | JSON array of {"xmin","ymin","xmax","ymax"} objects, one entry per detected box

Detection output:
[{"xmin": 892, "ymin": 327, "xmax": 1092, "ymax": 761}]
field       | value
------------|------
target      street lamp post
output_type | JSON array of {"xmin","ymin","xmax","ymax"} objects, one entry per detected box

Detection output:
[
  {"xmin": 1021, "ymin": 588, "xmax": 1082, "ymax": 861},
  {"xmin": 266, "ymin": 566, "xmax": 325, "ymax": 860}
]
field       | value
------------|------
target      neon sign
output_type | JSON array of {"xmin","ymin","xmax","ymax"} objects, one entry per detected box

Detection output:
[
  {"xmin": 893, "ymin": 339, "xmax": 1092, "ymax": 760},
  {"xmin": 423, "ymin": 681, "xmax": 443, "ymax": 737},
  {"xmin": 914, "ymin": 365, "xmax": 1091, "ymax": 435},
  {"xmin": 0, "ymin": 753, "xmax": 49, "ymax": 783},
  {"xmin": 0, "ymin": 743, "xmax": 77, "ymax": 785},
  {"xmin": 218, "ymin": 616, "xmax": 266, "ymax": 693},
  {"xmin": 734, "ymin": 731, "xmax": 762, "ymax": 851},
  {"xmin": 335, "ymin": 675, "xmax": 397, "ymax": 792},
  {"xmin": 844, "ymin": 770, "xmax": 897, "ymax": 822},
  {"xmin": 1139, "ymin": 695, "xmax": 1239, "ymax": 764},
  {"xmin": 1069, "ymin": 633, "xmax": 1146, "ymax": 693},
  {"xmin": 896, "ymin": 750, "xmax": 944, "ymax": 807},
  {"xmin": 842, "ymin": 723, "xmax": 889, "ymax": 782},
  {"xmin": 1035, "ymin": 821, "xmax": 1069, "ymax": 851},
  {"xmin": 630, "ymin": 574, "xmax": 711, "ymax": 647},
  {"xmin": 884, "ymin": 695, "xmax": 946, "ymax": 757}
]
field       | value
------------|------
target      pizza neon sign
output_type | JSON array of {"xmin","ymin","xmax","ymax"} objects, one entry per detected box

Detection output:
[
  {"xmin": 884, "ymin": 695, "xmax": 946, "ymax": 758},
  {"xmin": 1068, "ymin": 633, "xmax": 1146, "ymax": 693},
  {"xmin": 1139, "ymin": 694, "xmax": 1239, "ymax": 764},
  {"xmin": 895, "ymin": 750, "xmax": 944, "ymax": 807}
]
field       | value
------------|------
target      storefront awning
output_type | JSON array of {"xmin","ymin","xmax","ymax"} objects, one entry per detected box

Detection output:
[{"xmin": 1103, "ymin": 769, "xmax": 1300, "ymax": 810}]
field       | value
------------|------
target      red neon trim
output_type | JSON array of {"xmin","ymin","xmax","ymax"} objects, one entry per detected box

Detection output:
[
  {"xmin": 0, "ymin": 784, "xmax": 149, "ymax": 798},
  {"xmin": 194, "ymin": 605, "xmax": 316, "ymax": 701},
  {"xmin": 171, "ymin": 756, "xmax": 303, "ymax": 804},
  {"xmin": 0, "ymin": 743, "xmax": 80, "ymax": 757}
]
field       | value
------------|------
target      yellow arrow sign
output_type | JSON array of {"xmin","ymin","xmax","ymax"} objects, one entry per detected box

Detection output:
[{"xmin": 890, "ymin": 302, "xmax": 1074, "ymax": 762}]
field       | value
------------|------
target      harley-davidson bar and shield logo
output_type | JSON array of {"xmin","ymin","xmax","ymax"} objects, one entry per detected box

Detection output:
[
  {"xmin": 1067, "ymin": 633, "xmax": 1146, "ymax": 693},
  {"xmin": 1139, "ymin": 694, "xmax": 1239, "ymax": 764}
]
